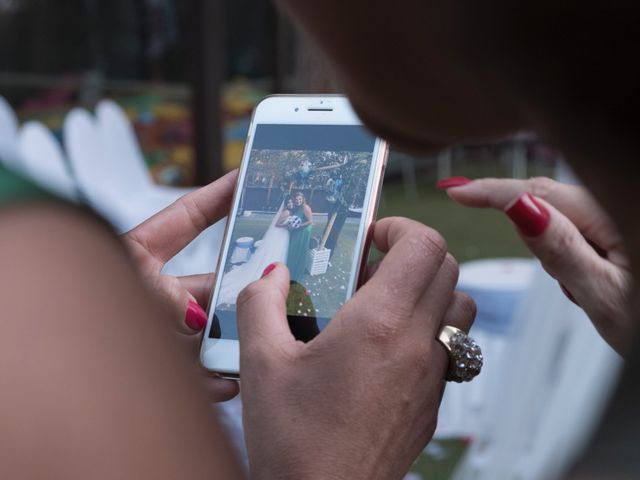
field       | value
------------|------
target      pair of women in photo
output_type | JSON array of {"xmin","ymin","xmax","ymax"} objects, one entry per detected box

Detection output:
[{"xmin": 277, "ymin": 192, "xmax": 313, "ymax": 283}]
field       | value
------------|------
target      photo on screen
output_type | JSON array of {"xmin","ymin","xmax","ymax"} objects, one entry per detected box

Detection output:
[{"xmin": 211, "ymin": 124, "xmax": 376, "ymax": 341}]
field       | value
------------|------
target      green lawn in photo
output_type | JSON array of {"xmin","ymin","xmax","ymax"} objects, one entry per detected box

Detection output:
[{"xmin": 227, "ymin": 214, "xmax": 360, "ymax": 319}]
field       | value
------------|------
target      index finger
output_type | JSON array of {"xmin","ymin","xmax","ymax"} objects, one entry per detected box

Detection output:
[
  {"xmin": 446, "ymin": 177, "xmax": 621, "ymax": 250},
  {"xmin": 362, "ymin": 217, "xmax": 448, "ymax": 308},
  {"xmin": 126, "ymin": 170, "xmax": 238, "ymax": 264}
]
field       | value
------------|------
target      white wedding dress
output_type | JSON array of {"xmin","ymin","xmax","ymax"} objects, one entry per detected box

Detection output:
[{"xmin": 217, "ymin": 202, "xmax": 290, "ymax": 307}]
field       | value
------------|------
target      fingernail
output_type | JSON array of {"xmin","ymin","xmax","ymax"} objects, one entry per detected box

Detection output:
[
  {"xmin": 436, "ymin": 176, "xmax": 472, "ymax": 190},
  {"xmin": 185, "ymin": 300, "xmax": 208, "ymax": 331},
  {"xmin": 505, "ymin": 192, "xmax": 550, "ymax": 237},
  {"xmin": 261, "ymin": 263, "xmax": 277, "ymax": 278},
  {"xmin": 560, "ymin": 283, "xmax": 579, "ymax": 306}
]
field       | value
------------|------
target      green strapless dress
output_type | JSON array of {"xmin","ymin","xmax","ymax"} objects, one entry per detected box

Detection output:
[{"xmin": 286, "ymin": 204, "xmax": 312, "ymax": 282}]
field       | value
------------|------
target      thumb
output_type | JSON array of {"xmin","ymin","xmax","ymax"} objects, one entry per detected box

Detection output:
[{"xmin": 236, "ymin": 263, "xmax": 296, "ymax": 361}]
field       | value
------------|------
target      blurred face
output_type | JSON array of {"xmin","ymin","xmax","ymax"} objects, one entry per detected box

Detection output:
[
  {"xmin": 276, "ymin": 0, "xmax": 534, "ymax": 152},
  {"xmin": 294, "ymin": 195, "xmax": 304, "ymax": 206},
  {"xmin": 286, "ymin": 199, "xmax": 294, "ymax": 210}
]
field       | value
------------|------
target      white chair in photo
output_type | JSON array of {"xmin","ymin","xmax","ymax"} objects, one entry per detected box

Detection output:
[
  {"xmin": 0, "ymin": 95, "xmax": 24, "ymax": 173},
  {"xmin": 18, "ymin": 121, "xmax": 78, "ymax": 201}
]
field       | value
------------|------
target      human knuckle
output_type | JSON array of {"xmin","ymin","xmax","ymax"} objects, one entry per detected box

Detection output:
[
  {"xmin": 409, "ymin": 227, "xmax": 448, "ymax": 261},
  {"xmin": 528, "ymin": 176, "xmax": 556, "ymax": 199},
  {"xmin": 542, "ymin": 230, "xmax": 580, "ymax": 272},
  {"xmin": 364, "ymin": 312, "xmax": 409, "ymax": 346},
  {"xmin": 181, "ymin": 196, "xmax": 211, "ymax": 232},
  {"xmin": 408, "ymin": 341, "xmax": 433, "ymax": 373},
  {"xmin": 442, "ymin": 253, "xmax": 460, "ymax": 284},
  {"xmin": 237, "ymin": 283, "xmax": 264, "ymax": 309},
  {"xmin": 456, "ymin": 293, "xmax": 478, "ymax": 326}
]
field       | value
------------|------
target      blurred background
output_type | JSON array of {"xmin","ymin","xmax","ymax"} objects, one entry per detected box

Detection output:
[
  {"xmin": 0, "ymin": 0, "xmax": 559, "ymax": 262},
  {"xmin": 0, "ymin": 2, "xmax": 619, "ymax": 479}
]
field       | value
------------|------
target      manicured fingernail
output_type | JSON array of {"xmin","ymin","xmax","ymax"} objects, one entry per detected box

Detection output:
[
  {"xmin": 560, "ymin": 283, "xmax": 579, "ymax": 306},
  {"xmin": 185, "ymin": 300, "xmax": 207, "ymax": 331},
  {"xmin": 436, "ymin": 176, "xmax": 472, "ymax": 190},
  {"xmin": 261, "ymin": 263, "xmax": 277, "ymax": 278},
  {"xmin": 505, "ymin": 192, "xmax": 550, "ymax": 237}
]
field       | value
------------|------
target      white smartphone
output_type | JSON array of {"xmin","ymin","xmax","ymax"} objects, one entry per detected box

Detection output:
[{"xmin": 200, "ymin": 95, "xmax": 388, "ymax": 377}]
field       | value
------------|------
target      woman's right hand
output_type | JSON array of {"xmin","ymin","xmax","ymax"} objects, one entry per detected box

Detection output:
[
  {"xmin": 236, "ymin": 217, "xmax": 476, "ymax": 480},
  {"xmin": 439, "ymin": 176, "xmax": 633, "ymax": 354}
]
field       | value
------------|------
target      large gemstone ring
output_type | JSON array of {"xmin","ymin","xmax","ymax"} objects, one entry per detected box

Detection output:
[{"xmin": 437, "ymin": 326, "xmax": 483, "ymax": 382}]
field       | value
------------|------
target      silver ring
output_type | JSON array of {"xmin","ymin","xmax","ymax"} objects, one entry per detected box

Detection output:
[{"xmin": 437, "ymin": 326, "xmax": 483, "ymax": 383}]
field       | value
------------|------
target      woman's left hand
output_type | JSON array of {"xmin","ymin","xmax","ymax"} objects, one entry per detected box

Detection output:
[
  {"xmin": 439, "ymin": 176, "xmax": 633, "ymax": 354},
  {"xmin": 122, "ymin": 170, "xmax": 240, "ymax": 402}
]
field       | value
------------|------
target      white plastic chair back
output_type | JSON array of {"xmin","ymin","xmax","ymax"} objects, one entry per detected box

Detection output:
[
  {"xmin": 95, "ymin": 99, "xmax": 155, "ymax": 195},
  {"xmin": 18, "ymin": 121, "xmax": 78, "ymax": 201},
  {"xmin": 64, "ymin": 107, "xmax": 145, "ymax": 230},
  {"xmin": 436, "ymin": 258, "xmax": 535, "ymax": 438},
  {"xmin": 0, "ymin": 95, "xmax": 23, "ymax": 172}
]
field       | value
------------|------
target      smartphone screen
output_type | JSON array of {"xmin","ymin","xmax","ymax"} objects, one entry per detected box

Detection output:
[{"xmin": 209, "ymin": 123, "xmax": 380, "ymax": 342}]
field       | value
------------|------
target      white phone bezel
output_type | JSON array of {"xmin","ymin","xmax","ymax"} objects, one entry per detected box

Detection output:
[{"xmin": 200, "ymin": 95, "xmax": 387, "ymax": 377}]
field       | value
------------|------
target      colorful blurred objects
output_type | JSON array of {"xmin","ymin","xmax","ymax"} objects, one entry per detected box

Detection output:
[{"xmin": 14, "ymin": 78, "xmax": 269, "ymax": 186}]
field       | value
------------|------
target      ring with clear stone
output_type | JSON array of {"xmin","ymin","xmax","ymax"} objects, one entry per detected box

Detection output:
[{"xmin": 437, "ymin": 325, "xmax": 483, "ymax": 382}]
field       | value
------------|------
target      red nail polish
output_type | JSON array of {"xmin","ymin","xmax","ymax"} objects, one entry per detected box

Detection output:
[
  {"xmin": 262, "ymin": 263, "xmax": 277, "ymax": 278},
  {"xmin": 436, "ymin": 176, "xmax": 472, "ymax": 190},
  {"xmin": 185, "ymin": 300, "xmax": 207, "ymax": 331},
  {"xmin": 505, "ymin": 192, "xmax": 550, "ymax": 237},
  {"xmin": 560, "ymin": 283, "xmax": 579, "ymax": 306}
]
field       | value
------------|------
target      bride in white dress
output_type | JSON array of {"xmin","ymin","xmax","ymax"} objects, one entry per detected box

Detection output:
[{"xmin": 217, "ymin": 199, "xmax": 292, "ymax": 307}]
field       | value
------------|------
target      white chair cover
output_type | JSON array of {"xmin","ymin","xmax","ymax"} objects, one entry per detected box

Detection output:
[
  {"xmin": 95, "ymin": 99, "xmax": 194, "ymax": 204},
  {"xmin": 63, "ymin": 107, "xmax": 148, "ymax": 231},
  {"xmin": 64, "ymin": 103, "xmax": 225, "ymax": 275},
  {"xmin": 18, "ymin": 121, "xmax": 78, "ymax": 201},
  {"xmin": 0, "ymin": 95, "xmax": 23, "ymax": 173}
]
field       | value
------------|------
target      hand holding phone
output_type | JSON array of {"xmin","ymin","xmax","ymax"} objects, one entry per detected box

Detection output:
[
  {"xmin": 201, "ymin": 95, "xmax": 388, "ymax": 375},
  {"xmin": 236, "ymin": 218, "xmax": 476, "ymax": 479}
]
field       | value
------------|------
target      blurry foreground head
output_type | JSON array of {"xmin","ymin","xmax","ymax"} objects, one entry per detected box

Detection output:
[{"xmin": 278, "ymin": 0, "xmax": 637, "ymax": 202}]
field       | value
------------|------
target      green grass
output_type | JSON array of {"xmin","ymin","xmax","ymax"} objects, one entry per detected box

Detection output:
[{"xmin": 376, "ymin": 178, "xmax": 532, "ymax": 263}]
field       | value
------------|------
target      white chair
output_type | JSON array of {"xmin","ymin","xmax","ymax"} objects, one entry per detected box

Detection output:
[
  {"xmin": 0, "ymin": 95, "xmax": 24, "ymax": 173},
  {"xmin": 93, "ymin": 100, "xmax": 226, "ymax": 275},
  {"xmin": 64, "ymin": 107, "xmax": 150, "ymax": 231},
  {"xmin": 95, "ymin": 99, "xmax": 194, "ymax": 204},
  {"xmin": 18, "ymin": 121, "xmax": 78, "ymax": 201},
  {"xmin": 435, "ymin": 258, "xmax": 536, "ymax": 438},
  {"xmin": 64, "ymin": 105, "xmax": 225, "ymax": 275}
]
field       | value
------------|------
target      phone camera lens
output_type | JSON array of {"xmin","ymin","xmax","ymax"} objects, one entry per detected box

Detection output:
[{"xmin": 295, "ymin": 107, "xmax": 299, "ymax": 112}]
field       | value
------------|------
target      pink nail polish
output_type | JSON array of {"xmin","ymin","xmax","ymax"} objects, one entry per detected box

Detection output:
[
  {"xmin": 505, "ymin": 192, "xmax": 550, "ymax": 237},
  {"xmin": 262, "ymin": 263, "xmax": 277, "ymax": 278},
  {"xmin": 436, "ymin": 176, "xmax": 472, "ymax": 190},
  {"xmin": 185, "ymin": 300, "xmax": 207, "ymax": 331}
]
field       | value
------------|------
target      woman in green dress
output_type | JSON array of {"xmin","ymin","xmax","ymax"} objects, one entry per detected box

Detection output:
[{"xmin": 286, "ymin": 191, "xmax": 313, "ymax": 282}]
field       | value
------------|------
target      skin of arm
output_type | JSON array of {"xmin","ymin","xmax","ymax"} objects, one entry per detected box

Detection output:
[{"xmin": 0, "ymin": 203, "xmax": 244, "ymax": 480}]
